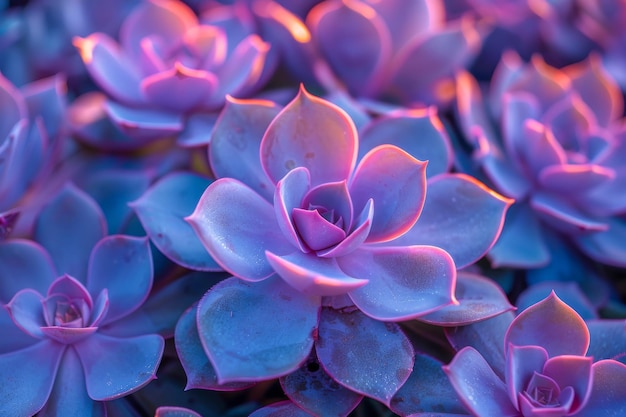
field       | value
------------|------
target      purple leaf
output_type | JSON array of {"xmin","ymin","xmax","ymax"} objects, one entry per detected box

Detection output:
[
  {"xmin": 389, "ymin": 173, "xmax": 511, "ymax": 269},
  {"xmin": 87, "ymin": 236, "xmax": 153, "ymax": 324},
  {"xmin": 543, "ymin": 355, "xmax": 593, "ymax": 413},
  {"xmin": 341, "ymin": 245, "xmax": 456, "ymax": 321},
  {"xmin": 391, "ymin": 353, "xmax": 467, "ymax": 416},
  {"xmin": 575, "ymin": 217, "xmax": 626, "ymax": 268},
  {"xmin": 209, "ymin": 97, "xmax": 280, "ymax": 200},
  {"xmin": 105, "ymin": 101, "xmax": 184, "ymax": 141},
  {"xmin": 505, "ymin": 292, "xmax": 589, "ymax": 357},
  {"xmin": 488, "ymin": 202, "xmax": 550, "ymax": 268},
  {"xmin": 586, "ymin": 320, "xmax": 626, "ymax": 361},
  {"xmin": 316, "ymin": 307, "xmax": 414, "ymax": 405},
  {"xmin": 37, "ymin": 347, "xmax": 106, "ymax": 417},
  {"xmin": 260, "ymin": 86, "xmax": 357, "ymax": 187},
  {"xmin": 141, "ymin": 64, "xmax": 218, "ymax": 112},
  {"xmin": 420, "ymin": 272, "xmax": 515, "ymax": 326},
  {"xmin": 387, "ymin": 20, "xmax": 480, "ymax": 105},
  {"xmin": 0, "ymin": 340, "xmax": 65, "ymax": 416},
  {"xmin": 74, "ymin": 33, "xmax": 143, "ymax": 105},
  {"xmin": 75, "ymin": 333, "xmax": 164, "ymax": 401},
  {"xmin": 443, "ymin": 347, "xmax": 519, "ymax": 417},
  {"xmin": 516, "ymin": 281, "xmax": 597, "ymax": 320},
  {"xmin": 505, "ymin": 345, "xmax": 548, "ymax": 409},
  {"xmin": 280, "ymin": 349, "xmax": 363, "ymax": 417},
  {"xmin": 187, "ymin": 178, "xmax": 293, "ymax": 281},
  {"xmin": 350, "ymin": 145, "xmax": 427, "ymax": 243},
  {"xmin": 132, "ymin": 172, "xmax": 221, "ymax": 271},
  {"xmin": 119, "ymin": 0, "xmax": 197, "ymax": 58},
  {"xmin": 574, "ymin": 360, "xmax": 626, "ymax": 417},
  {"xmin": 266, "ymin": 251, "xmax": 368, "ymax": 296},
  {"xmin": 35, "ymin": 184, "xmax": 106, "ymax": 280},
  {"xmin": 445, "ymin": 312, "xmax": 515, "ymax": 380},
  {"xmin": 6, "ymin": 289, "xmax": 46, "ymax": 338},
  {"xmin": 0, "ymin": 239, "xmax": 56, "ymax": 301},
  {"xmin": 309, "ymin": 0, "xmax": 390, "ymax": 96},
  {"xmin": 359, "ymin": 109, "xmax": 452, "ymax": 177},
  {"xmin": 210, "ymin": 34, "xmax": 269, "ymax": 102},
  {"xmin": 274, "ymin": 167, "xmax": 312, "ymax": 252},
  {"xmin": 196, "ymin": 277, "xmax": 319, "ymax": 383},
  {"xmin": 0, "ymin": 307, "xmax": 39, "ymax": 353},
  {"xmin": 175, "ymin": 305, "xmax": 253, "ymax": 391}
]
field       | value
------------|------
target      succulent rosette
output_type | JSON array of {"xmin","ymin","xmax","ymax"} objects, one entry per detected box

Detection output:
[
  {"xmin": 171, "ymin": 86, "xmax": 511, "ymax": 413},
  {"xmin": 0, "ymin": 72, "xmax": 66, "ymax": 239},
  {"xmin": 71, "ymin": 0, "xmax": 270, "ymax": 150},
  {"xmin": 0, "ymin": 184, "xmax": 164, "ymax": 416},
  {"xmin": 456, "ymin": 51, "xmax": 626, "ymax": 269},
  {"xmin": 445, "ymin": 293, "xmax": 626, "ymax": 417},
  {"xmin": 259, "ymin": 0, "xmax": 480, "ymax": 107},
  {"xmin": 444, "ymin": 0, "xmax": 596, "ymax": 77}
]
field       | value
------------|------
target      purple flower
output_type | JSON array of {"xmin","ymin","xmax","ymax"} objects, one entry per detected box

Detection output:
[
  {"xmin": 456, "ymin": 52, "xmax": 626, "ymax": 268},
  {"xmin": 0, "ymin": 184, "xmax": 163, "ymax": 416},
  {"xmin": 445, "ymin": 292, "xmax": 626, "ymax": 416},
  {"xmin": 71, "ymin": 0, "xmax": 269, "ymax": 149},
  {"xmin": 261, "ymin": 0, "xmax": 480, "ymax": 106}
]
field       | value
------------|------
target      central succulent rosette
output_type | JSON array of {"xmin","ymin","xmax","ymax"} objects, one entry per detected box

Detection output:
[{"xmin": 188, "ymin": 86, "xmax": 510, "ymax": 318}]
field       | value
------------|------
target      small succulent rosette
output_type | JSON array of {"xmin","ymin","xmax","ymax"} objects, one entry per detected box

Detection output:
[
  {"xmin": 71, "ymin": 0, "xmax": 270, "ymax": 150},
  {"xmin": 259, "ymin": 0, "xmax": 480, "ymax": 107},
  {"xmin": 0, "ymin": 72, "xmax": 66, "ymax": 239},
  {"xmin": 0, "ymin": 184, "xmax": 164, "ymax": 416},
  {"xmin": 445, "ymin": 292, "xmax": 626, "ymax": 417},
  {"xmin": 455, "ymin": 51, "xmax": 626, "ymax": 269},
  {"xmin": 168, "ymin": 86, "xmax": 513, "ymax": 415}
]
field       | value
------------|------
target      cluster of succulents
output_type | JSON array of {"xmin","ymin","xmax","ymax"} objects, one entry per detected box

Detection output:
[{"xmin": 2, "ymin": 0, "xmax": 626, "ymax": 416}]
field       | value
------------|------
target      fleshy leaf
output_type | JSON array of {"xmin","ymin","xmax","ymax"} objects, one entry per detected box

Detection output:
[
  {"xmin": 340, "ymin": 246, "xmax": 456, "ymax": 321},
  {"xmin": 350, "ymin": 145, "xmax": 427, "ymax": 243},
  {"xmin": 586, "ymin": 320, "xmax": 626, "ymax": 361},
  {"xmin": 506, "ymin": 345, "xmax": 548, "ymax": 409},
  {"xmin": 420, "ymin": 272, "xmax": 515, "ymax": 326},
  {"xmin": 274, "ymin": 167, "xmax": 311, "ymax": 252},
  {"xmin": 389, "ymin": 174, "xmax": 511, "ymax": 269},
  {"xmin": 504, "ymin": 292, "xmax": 589, "ymax": 357},
  {"xmin": 0, "ymin": 239, "xmax": 56, "ymax": 301},
  {"xmin": 266, "ymin": 251, "xmax": 368, "ymax": 296},
  {"xmin": 105, "ymin": 101, "xmax": 184, "ymax": 140},
  {"xmin": 358, "ymin": 109, "xmax": 452, "ymax": 177},
  {"xmin": 516, "ymin": 281, "xmax": 597, "ymax": 320},
  {"xmin": 141, "ymin": 64, "xmax": 218, "ymax": 112},
  {"xmin": 74, "ymin": 33, "xmax": 143, "ymax": 105},
  {"xmin": 443, "ymin": 347, "xmax": 519, "ymax": 417},
  {"xmin": 87, "ymin": 236, "xmax": 153, "ymax": 324},
  {"xmin": 209, "ymin": 97, "xmax": 280, "ymax": 200},
  {"xmin": 6, "ymin": 289, "xmax": 46, "ymax": 338},
  {"xmin": 280, "ymin": 348, "xmax": 363, "ymax": 417},
  {"xmin": 196, "ymin": 277, "xmax": 320, "ymax": 383},
  {"xmin": 488, "ymin": 202, "xmax": 550, "ymax": 268},
  {"xmin": 261, "ymin": 86, "xmax": 357, "ymax": 187},
  {"xmin": 37, "ymin": 347, "xmax": 106, "ymax": 417},
  {"xmin": 445, "ymin": 312, "xmax": 515, "ymax": 380},
  {"xmin": 316, "ymin": 307, "xmax": 414, "ymax": 405},
  {"xmin": 35, "ymin": 184, "xmax": 106, "ymax": 280},
  {"xmin": 574, "ymin": 360, "xmax": 626, "ymax": 417},
  {"xmin": 391, "ymin": 353, "xmax": 467, "ymax": 416},
  {"xmin": 76, "ymin": 333, "xmax": 164, "ymax": 401},
  {"xmin": 308, "ymin": 0, "xmax": 390, "ymax": 96},
  {"xmin": 175, "ymin": 305, "xmax": 254, "ymax": 391},
  {"xmin": 132, "ymin": 172, "xmax": 221, "ymax": 271},
  {"xmin": 0, "ymin": 341, "xmax": 65, "ymax": 417},
  {"xmin": 187, "ymin": 178, "xmax": 293, "ymax": 281}
]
